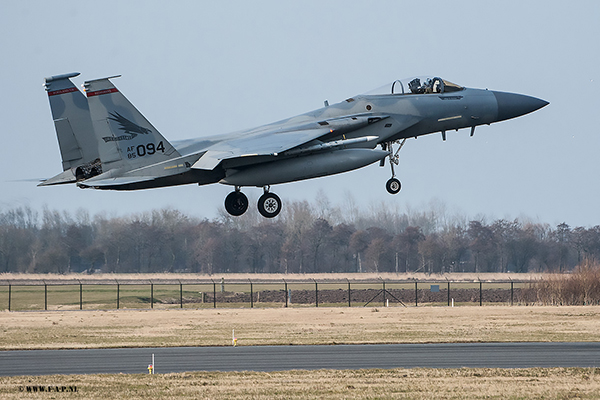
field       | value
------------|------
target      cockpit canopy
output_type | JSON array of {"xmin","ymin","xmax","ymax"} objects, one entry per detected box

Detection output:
[{"xmin": 365, "ymin": 76, "xmax": 464, "ymax": 95}]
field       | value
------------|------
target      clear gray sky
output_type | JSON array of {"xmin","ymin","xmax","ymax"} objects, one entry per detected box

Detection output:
[{"xmin": 1, "ymin": 1, "xmax": 598, "ymax": 227}]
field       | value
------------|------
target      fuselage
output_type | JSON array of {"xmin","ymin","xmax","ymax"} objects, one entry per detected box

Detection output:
[{"xmin": 166, "ymin": 83, "xmax": 546, "ymax": 188}]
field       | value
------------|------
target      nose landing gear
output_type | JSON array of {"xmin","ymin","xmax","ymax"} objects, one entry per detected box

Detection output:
[{"xmin": 382, "ymin": 138, "xmax": 407, "ymax": 195}]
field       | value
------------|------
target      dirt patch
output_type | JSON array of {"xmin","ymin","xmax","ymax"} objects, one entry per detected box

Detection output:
[{"xmin": 167, "ymin": 288, "xmax": 527, "ymax": 305}]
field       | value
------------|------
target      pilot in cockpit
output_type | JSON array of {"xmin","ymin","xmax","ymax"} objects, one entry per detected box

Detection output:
[
  {"xmin": 409, "ymin": 78, "xmax": 424, "ymax": 94},
  {"xmin": 424, "ymin": 78, "xmax": 434, "ymax": 93},
  {"xmin": 409, "ymin": 77, "xmax": 442, "ymax": 94}
]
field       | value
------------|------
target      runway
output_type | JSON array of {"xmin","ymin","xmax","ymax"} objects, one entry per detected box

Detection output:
[{"xmin": 1, "ymin": 343, "xmax": 599, "ymax": 376}]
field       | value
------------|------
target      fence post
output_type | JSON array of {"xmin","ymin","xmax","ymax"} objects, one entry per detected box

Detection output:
[
  {"xmin": 347, "ymin": 279, "xmax": 351, "ymax": 307},
  {"xmin": 415, "ymin": 281, "xmax": 418, "ymax": 307},
  {"xmin": 382, "ymin": 280, "xmax": 386, "ymax": 307},
  {"xmin": 214, "ymin": 280, "xmax": 217, "ymax": 308},
  {"xmin": 249, "ymin": 279, "xmax": 253, "ymax": 308},
  {"xmin": 179, "ymin": 281, "xmax": 183, "ymax": 309},
  {"xmin": 447, "ymin": 280, "xmax": 450, "ymax": 306},
  {"xmin": 314, "ymin": 279, "xmax": 318, "ymax": 307},
  {"xmin": 150, "ymin": 282, "xmax": 154, "ymax": 309},
  {"xmin": 44, "ymin": 282, "xmax": 47, "ymax": 311},
  {"xmin": 510, "ymin": 281, "xmax": 514, "ymax": 306},
  {"xmin": 116, "ymin": 281, "xmax": 120, "ymax": 310},
  {"xmin": 283, "ymin": 279, "xmax": 288, "ymax": 308},
  {"xmin": 479, "ymin": 281, "xmax": 482, "ymax": 306},
  {"xmin": 79, "ymin": 281, "xmax": 83, "ymax": 310},
  {"xmin": 8, "ymin": 283, "xmax": 11, "ymax": 311}
]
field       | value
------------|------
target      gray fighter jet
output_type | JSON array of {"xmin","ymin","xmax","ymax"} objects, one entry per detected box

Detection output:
[{"xmin": 41, "ymin": 73, "xmax": 547, "ymax": 218}]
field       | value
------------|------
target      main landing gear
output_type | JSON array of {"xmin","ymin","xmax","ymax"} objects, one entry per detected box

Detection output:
[
  {"xmin": 224, "ymin": 186, "xmax": 282, "ymax": 218},
  {"xmin": 381, "ymin": 138, "xmax": 407, "ymax": 195},
  {"xmin": 224, "ymin": 188, "xmax": 248, "ymax": 216}
]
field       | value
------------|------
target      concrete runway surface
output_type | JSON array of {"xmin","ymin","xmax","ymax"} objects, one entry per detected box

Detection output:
[{"xmin": 1, "ymin": 343, "xmax": 599, "ymax": 376}]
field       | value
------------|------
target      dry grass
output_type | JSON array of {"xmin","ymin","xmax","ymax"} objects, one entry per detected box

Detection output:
[
  {"xmin": 1, "ymin": 368, "xmax": 600, "ymax": 399},
  {"xmin": 533, "ymin": 261, "xmax": 600, "ymax": 305},
  {"xmin": 2, "ymin": 306, "xmax": 600, "ymax": 350},
  {"xmin": 3, "ymin": 296, "xmax": 600, "ymax": 399}
]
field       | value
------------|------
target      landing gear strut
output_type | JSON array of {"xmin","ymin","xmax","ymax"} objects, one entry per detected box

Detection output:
[{"xmin": 382, "ymin": 138, "xmax": 407, "ymax": 195}]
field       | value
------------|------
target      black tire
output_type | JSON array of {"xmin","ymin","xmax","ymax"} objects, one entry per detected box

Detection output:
[
  {"xmin": 386, "ymin": 178, "xmax": 401, "ymax": 194},
  {"xmin": 224, "ymin": 191, "xmax": 249, "ymax": 216},
  {"xmin": 258, "ymin": 192, "xmax": 282, "ymax": 218}
]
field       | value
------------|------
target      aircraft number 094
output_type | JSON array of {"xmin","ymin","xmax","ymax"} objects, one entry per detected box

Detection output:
[{"xmin": 126, "ymin": 142, "xmax": 165, "ymax": 159}]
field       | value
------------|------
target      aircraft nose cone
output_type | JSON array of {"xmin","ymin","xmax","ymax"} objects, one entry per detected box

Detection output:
[{"xmin": 492, "ymin": 91, "xmax": 549, "ymax": 122}]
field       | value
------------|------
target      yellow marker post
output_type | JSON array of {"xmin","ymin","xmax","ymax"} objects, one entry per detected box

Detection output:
[
  {"xmin": 148, "ymin": 353, "xmax": 155, "ymax": 374},
  {"xmin": 232, "ymin": 329, "xmax": 237, "ymax": 347}
]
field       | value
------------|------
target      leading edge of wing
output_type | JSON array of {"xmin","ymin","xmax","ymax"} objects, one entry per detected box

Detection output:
[
  {"xmin": 190, "ymin": 114, "xmax": 390, "ymax": 171},
  {"xmin": 191, "ymin": 126, "xmax": 332, "ymax": 170}
]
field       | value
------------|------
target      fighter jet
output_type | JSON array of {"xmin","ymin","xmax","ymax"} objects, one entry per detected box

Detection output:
[{"xmin": 41, "ymin": 73, "xmax": 548, "ymax": 218}]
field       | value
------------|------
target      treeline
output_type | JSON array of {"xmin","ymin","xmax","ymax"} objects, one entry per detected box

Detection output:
[{"xmin": 0, "ymin": 201, "xmax": 599, "ymax": 275}]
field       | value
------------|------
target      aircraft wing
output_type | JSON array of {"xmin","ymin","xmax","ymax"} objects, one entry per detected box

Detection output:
[{"xmin": 191, "ymin": 114, "xmax": 389, "ymax": 170}]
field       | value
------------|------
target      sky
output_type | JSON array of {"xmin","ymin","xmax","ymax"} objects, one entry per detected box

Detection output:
[{"xmin": 0, "ymin": 1, "xmax": 599, "ymax": 227}]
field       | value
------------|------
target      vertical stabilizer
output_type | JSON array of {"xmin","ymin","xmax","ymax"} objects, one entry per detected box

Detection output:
[
  {"xmin": 44, "ymin": 73, "xmax": 100, "ymax": 175},
  {"xmin": 84, "ymin": 77, "xmax": 180, "ymax": 172}
]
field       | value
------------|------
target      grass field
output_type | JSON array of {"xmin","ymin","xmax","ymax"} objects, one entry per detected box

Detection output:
[
  {"xmin": 2, "ymin": 306, "xmax": 600, "ymax": 350},
  {"xmin": 2, "ymin": 307, "xmax": 600, "ymax": 398},
  {"xmin": 1, "ymin": 368, "xmax": 600, "ymax": 399},
  {"xmin": 2, "ymin": 273, "xmax": 597, "ymax": 398}
]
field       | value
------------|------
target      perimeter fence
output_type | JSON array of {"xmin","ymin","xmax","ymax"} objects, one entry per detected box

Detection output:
[{"xmin": 0, "ymin": 278, "xmax": 541, "ymax": 311}]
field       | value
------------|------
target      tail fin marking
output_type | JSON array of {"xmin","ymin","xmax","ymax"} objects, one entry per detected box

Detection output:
[{"xmin": 84, "ymin": 77, "xmax": 180, "ymax": 172}]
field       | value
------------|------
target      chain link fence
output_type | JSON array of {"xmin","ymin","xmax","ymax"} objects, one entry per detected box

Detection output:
[{"xmin": 0, "ymin": 278, "xmax": 538, "ymax": 311}]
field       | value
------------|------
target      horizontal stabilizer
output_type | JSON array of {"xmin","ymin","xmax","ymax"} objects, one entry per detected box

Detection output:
[{"xmin": 37, "ymin": 170, "xmax": 77, "ymax": 186}]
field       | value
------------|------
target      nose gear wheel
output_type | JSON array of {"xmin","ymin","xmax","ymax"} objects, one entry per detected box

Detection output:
[{"xmin": 386, "ymin": 178, "xmax": 401, "ymax": 194}]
